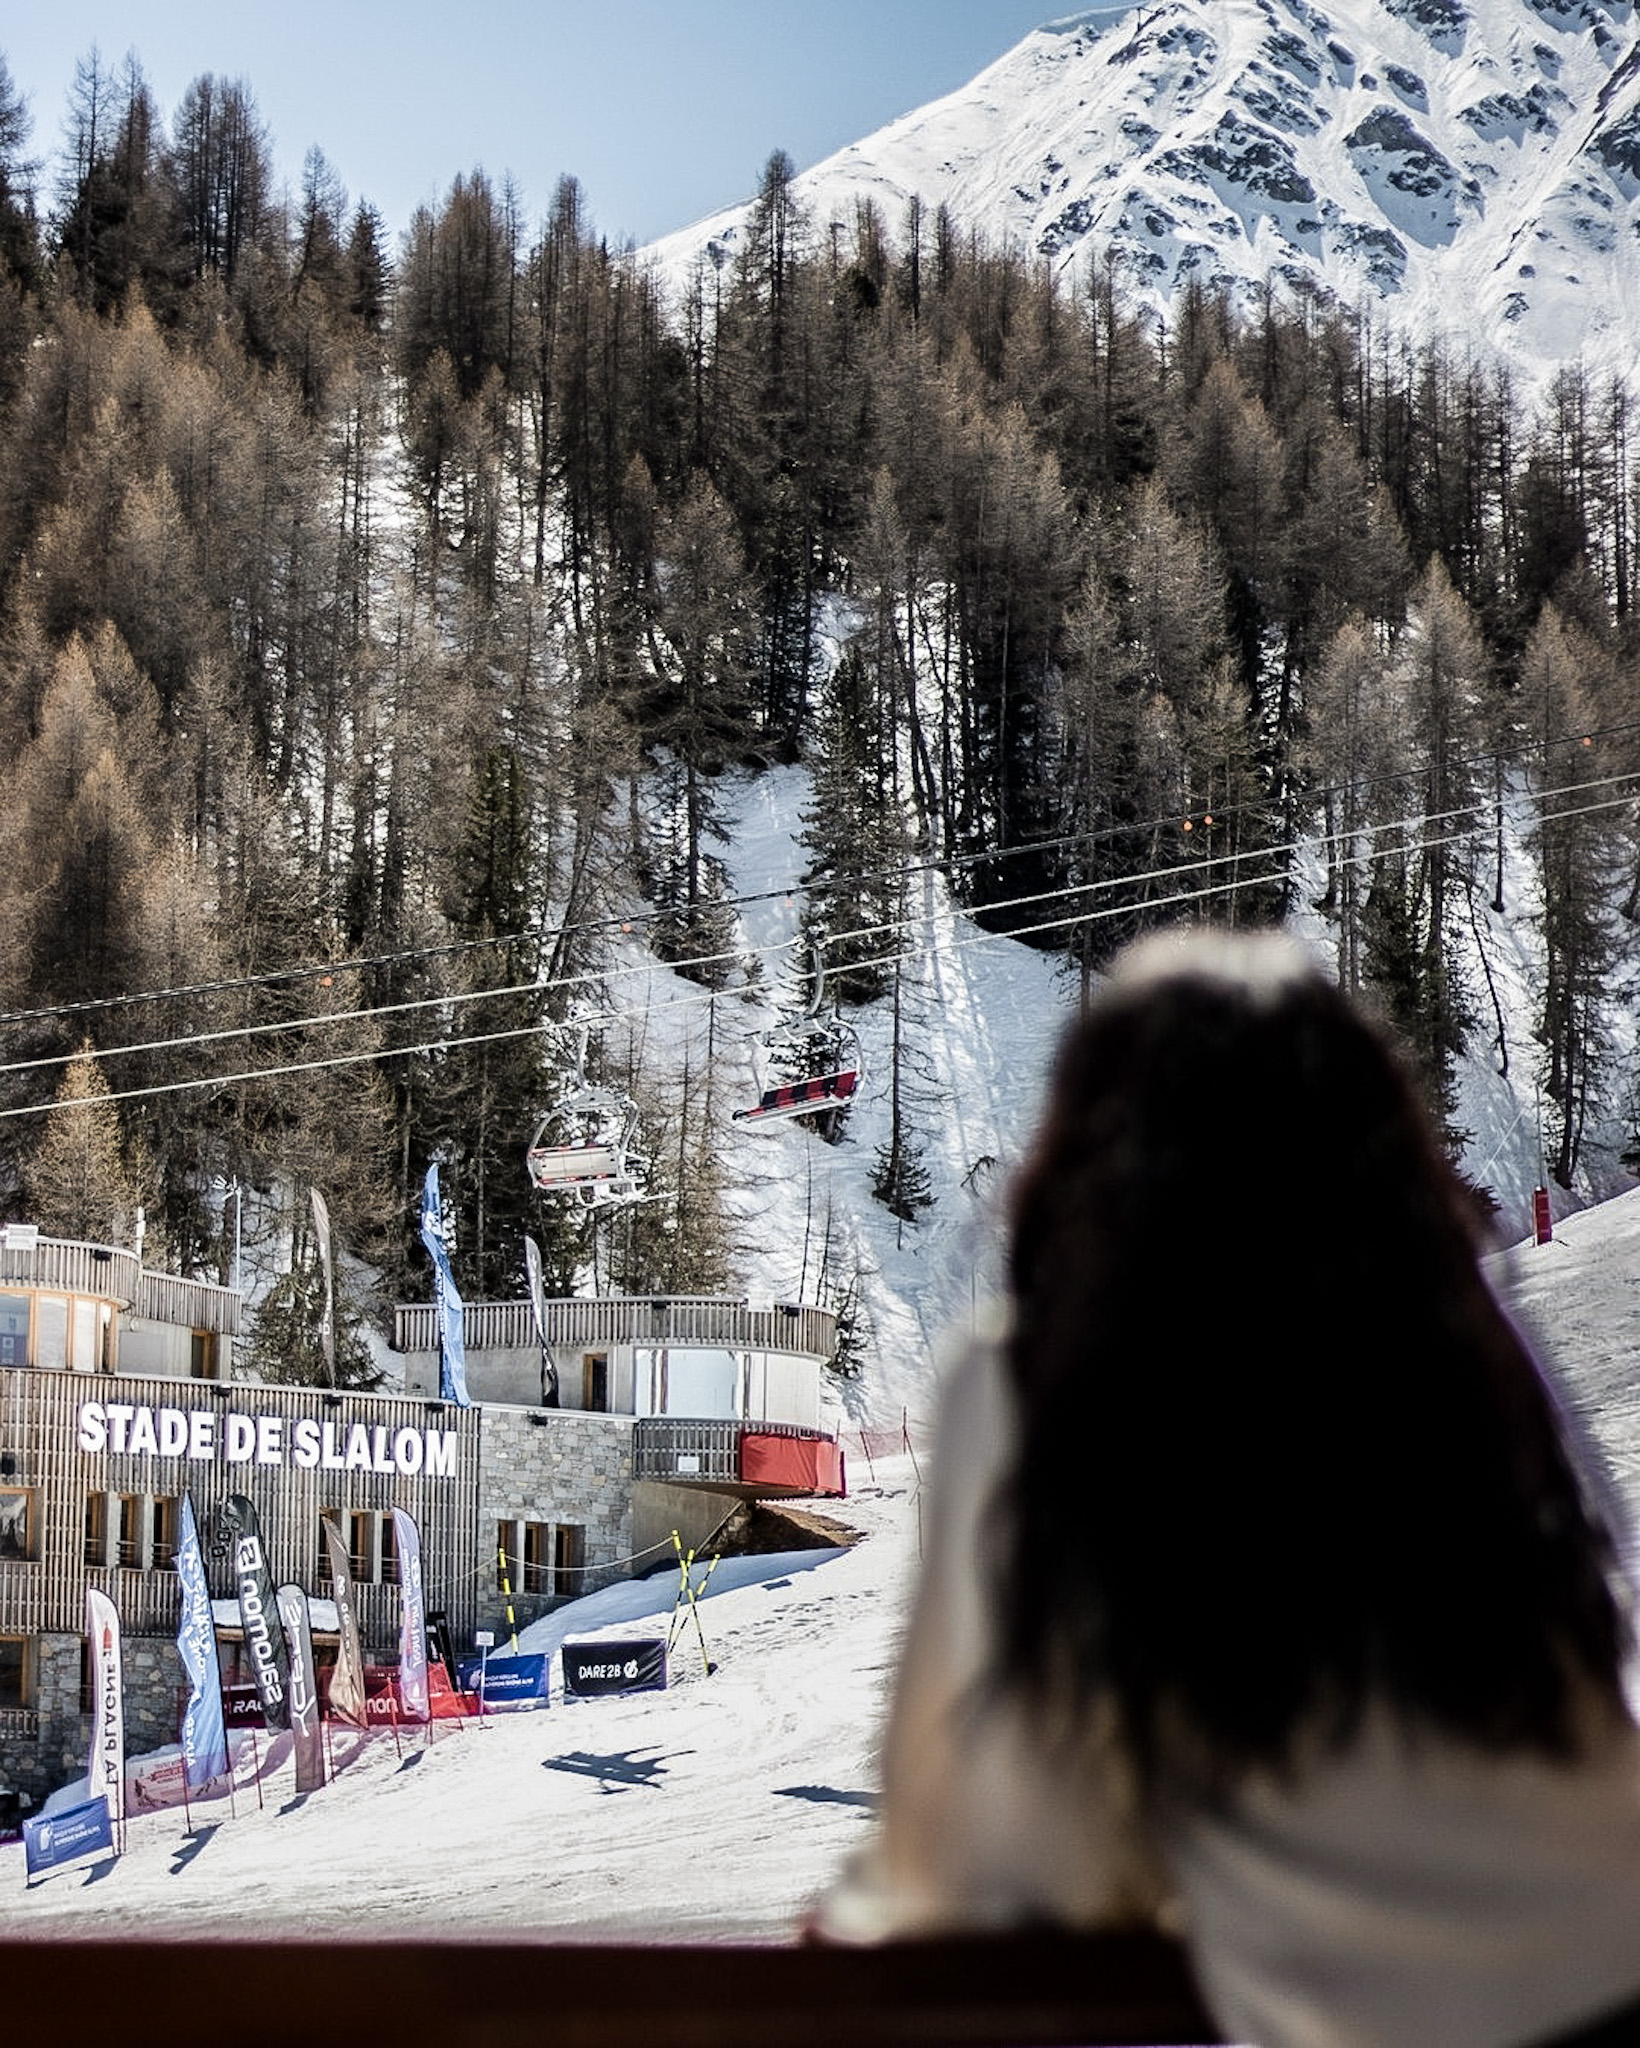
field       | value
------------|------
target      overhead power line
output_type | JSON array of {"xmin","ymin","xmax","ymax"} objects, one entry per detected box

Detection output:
[
  {"xmin": 1, "ymin": 759, "xmax": 1632, "ymax": 1124},
  {"xmin": 0, "ymin": 707, "xmax": 1632, "ymax": 1039}
]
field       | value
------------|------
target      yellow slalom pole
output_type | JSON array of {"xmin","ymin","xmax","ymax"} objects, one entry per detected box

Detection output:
[
  {"xmin": 498, "ymin": 1543, "xmax": 519, "ymax": 1653},
  {"xmin": 668, "ymin": 1531, "xmax": 694, "ymax": 1652},
  {"xmin": 670, "ymin": 1529, "xmax": 718, "ymax": 1677}
]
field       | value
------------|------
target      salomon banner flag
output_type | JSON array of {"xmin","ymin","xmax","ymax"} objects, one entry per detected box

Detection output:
[
  {"xmin": 524, "ymin": 1234, "xmax": 558, "ymax": 1406},
  {"xmin": 311, "ymin": 1186, "xmax": 337, "ymax": 1387},
  {"xmin": 84, "ymin": 1588, "xmax": 124, "ymax": 1826},
  {"xmin": 218, "ymin": 1494, "xmax": 291, "ymax": 1731},
  {"xmin": 392, "ymin": 1507, "xmax": 430, "ymax": 1722},
  {"xmin": 175, "ymin": 1495, "xmax": 229, "ymax": 1790},
  {"xmin": 419, "ymin": 1164, "xmax": 470, "ymax": 1407},
  {"xmin": 320, "ymin": 1513, "xmax": 368, "ymax": 1727},
  {"xmin": 276, "ymin": 1583, "xmax": 326, "ymax": 1793}
]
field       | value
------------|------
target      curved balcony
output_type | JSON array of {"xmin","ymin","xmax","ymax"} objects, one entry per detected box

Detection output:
[
  {"xmin": 393, "ymin": 1295, "xmax": 836, "ymax": 1367},
  {"xmin": 0, "ymin": 1235, "xmax": 142, "ymax": 1308},
  {"xmin": 0, "ymin": 1234, "xmax": 240, "ymax": 1336}
]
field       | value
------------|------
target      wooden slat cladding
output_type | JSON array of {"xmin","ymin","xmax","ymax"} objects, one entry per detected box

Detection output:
[
  {"xmin": 0, "ymin": 1373, "xmax": 483, "ymax": 1650},
  {"xmin": 0, "ymin": 1368, "xmax": 85, "ymax": 1636}
]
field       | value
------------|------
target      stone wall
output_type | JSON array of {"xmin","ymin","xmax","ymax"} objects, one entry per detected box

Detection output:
[
  {"xmin": 473, "ymin": 1407, "xmax": 637, "ymax": 1641},
  {"xmin": 0, "ymin": 1633, "xmax": 200, "ymax": 1810}
]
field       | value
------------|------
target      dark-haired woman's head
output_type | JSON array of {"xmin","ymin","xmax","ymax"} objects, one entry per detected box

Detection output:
[{"xmin": 998, "ymin": 928, "xmax": 1627, "ymax": 1788}]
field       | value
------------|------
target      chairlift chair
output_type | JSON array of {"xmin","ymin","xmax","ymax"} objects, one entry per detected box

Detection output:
[
  {"xmin": 733, "ymin": 950, "xmax": 863, "ymax": 1128},
  {"xmin": 525, "ymin": 1036, "xmax": 650, "ymax": 1209},
  {"xmin": 732, "ymin": 1042, "xmax": 862, "ymax": 1126}
]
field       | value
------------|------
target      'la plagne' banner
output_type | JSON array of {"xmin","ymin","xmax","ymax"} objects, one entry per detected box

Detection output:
[{"xmin": 76, "ymin": 1401, "xmax": 458, "ymax": 1479}]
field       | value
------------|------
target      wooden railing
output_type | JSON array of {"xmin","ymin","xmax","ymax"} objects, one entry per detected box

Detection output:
[
  {"xmin": 0, "ymin": 1930, "xmax": 1224, "ymax": 2046},
  {"xmin": 393, "ymin": 1294, "xmax": 837, "ymax": 1366},
  {"xmin": 135, "ymin": 1271, "xmax": 241, "ymax": 1335},
  {"xmin": 0, "ymin": 1237, "xmax": 141, "ymax": 1306},
  {"xmin": 0, "ymin": 1236, "xmax": 240, "ymax": 1334},
  {"xmin": 633, "ymin": 1415, "xmax": 829, "ymax": 1484}
]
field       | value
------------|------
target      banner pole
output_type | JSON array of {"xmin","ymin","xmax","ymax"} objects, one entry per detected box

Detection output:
[{"xmin": 667, "ymin": 1531, "xmax": 692, "ymax": 1651}]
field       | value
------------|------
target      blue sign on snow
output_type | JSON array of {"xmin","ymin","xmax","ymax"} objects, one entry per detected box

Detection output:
[
  {"xmin": 23, "ymin": 1796, "xmax": 114, "ymax": 1879},
  {"xmin": 454, "ymin": 1652, "xmax": 550, "ymax": 1710}
]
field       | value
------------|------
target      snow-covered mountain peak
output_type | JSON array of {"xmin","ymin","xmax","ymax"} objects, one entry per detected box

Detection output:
[{"xmin": 647, "ymin": 0, "xmax": 1640, "ymax": 390}]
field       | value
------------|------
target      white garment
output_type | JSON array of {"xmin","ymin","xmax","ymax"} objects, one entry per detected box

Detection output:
[{"xmin": 816, "ymin": 1329, "xmax": 1640, "ymax": 2048}]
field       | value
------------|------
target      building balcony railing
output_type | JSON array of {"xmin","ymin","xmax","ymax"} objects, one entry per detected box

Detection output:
[
  {"xmin": 392, "ymin": 1295, "xmax": 836, "ymax": 1367},
  {"xmin": 0, "ymin": 1234, "xmax": 240, "ymax": 1335},
  {"xmin": 0, "ymin": 1237, "xmax": 142, "ymax": 1307},
  {"xmin": 633, "ymin": 1417, "xmax": 828, "ymax": 1486},
  {"xmin": 135, "ymin": 1271, "xmax": 241, "ymax": 1336}
]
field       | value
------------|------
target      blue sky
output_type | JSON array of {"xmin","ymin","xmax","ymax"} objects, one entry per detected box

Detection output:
[{"xmin": 4, "ymin": 4, "xmax": 1061, "ymax": 249}]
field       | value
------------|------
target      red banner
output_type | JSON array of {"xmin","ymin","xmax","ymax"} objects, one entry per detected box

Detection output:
[
  {"xmin": 739, "ymin": 1432, "xmax": 846, "ymax": 1497},
  {"xmin": 316, "ymin": 1662, "xmax": 474, "ymax": 1722}
]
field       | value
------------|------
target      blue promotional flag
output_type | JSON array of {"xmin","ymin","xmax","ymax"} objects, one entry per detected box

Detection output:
[
  {"xmin": 175, "ymin": 1494, "xmax": 229, "ymax": 1790},
  {"xmin": 418, "ymin": 1164, "xmax": 470, "ymax": 1407},
  {"xmin": 24, "ymin": 1795, "xmax": 114, "ymax": 1879}
]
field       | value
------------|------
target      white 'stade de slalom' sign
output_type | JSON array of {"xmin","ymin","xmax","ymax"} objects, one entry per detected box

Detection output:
[{"xmin": 76, "ymin": 1401, "xmax": 459, "ymax": 1479}]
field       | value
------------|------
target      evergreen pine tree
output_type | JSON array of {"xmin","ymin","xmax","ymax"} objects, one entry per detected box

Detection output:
[{"xmin": 24, "ymin": 1045, "xmax": 142, "ymax": 1246}]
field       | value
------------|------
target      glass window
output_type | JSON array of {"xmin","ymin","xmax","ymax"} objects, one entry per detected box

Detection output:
[
  {"xmin": 0, "ymin": 1638, "xmax": 27, "ymax": 1710},
  {"xmin": 84, "ymin": 1492, "xmax": 107, "ymax": 1568},
  {"xmin": 348, "ymin": 1510, "xmax": 373, "ymax": 1584},
  {"xmin": 554, "ymin": 1523, "xmax": 585, "ymax": 1593},
  {"xmin": 0, "ymin": 1295, "xmax": 29, "ymax": 1368},
  {"xmin": 381, "ymin": 1512, "xmax": 399, "ymax": 1587},
  {"xmin": 522, "ymin": 1522, "xmax": 550, "ymax": 1593},
  {"xmin": 34, "ymin": 1297, "xmax": 67, "ymax": 1370},
  {"xmin": 72, "ymin": 1298, "xmax": 96, "ymax": 1372},
  {"xmin": 582, "ymin": 1353, "xmax": 609, "ymax": 1411},
  {"xmin": 151, "ymin": 1496, "xmax": 178, "ymax": 1570},
  {"xmin": 190, "ymin": 1330, "xmax": 217, "ymax": 1380},
  {"xmin": 495, "ymin": 1521, "xmax": 516, "ymax": 1591},
  {"xmin": 116, "ymin": 1494, "xmax": 141, "ymax": 1569},
  {"xmin": 0, "ymin": 1488, "xmax": 30, "ymax": 1561}
]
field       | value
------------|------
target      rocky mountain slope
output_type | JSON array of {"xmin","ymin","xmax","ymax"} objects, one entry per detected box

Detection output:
[{"xmin": 651, "ymin": 0, "xmax": 1640, "ymax": 389}]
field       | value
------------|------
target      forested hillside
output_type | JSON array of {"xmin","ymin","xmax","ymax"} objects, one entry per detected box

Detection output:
[{"xmin": 0, "ymin": 51, "xmax": 1636, "ymax": 1374}]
